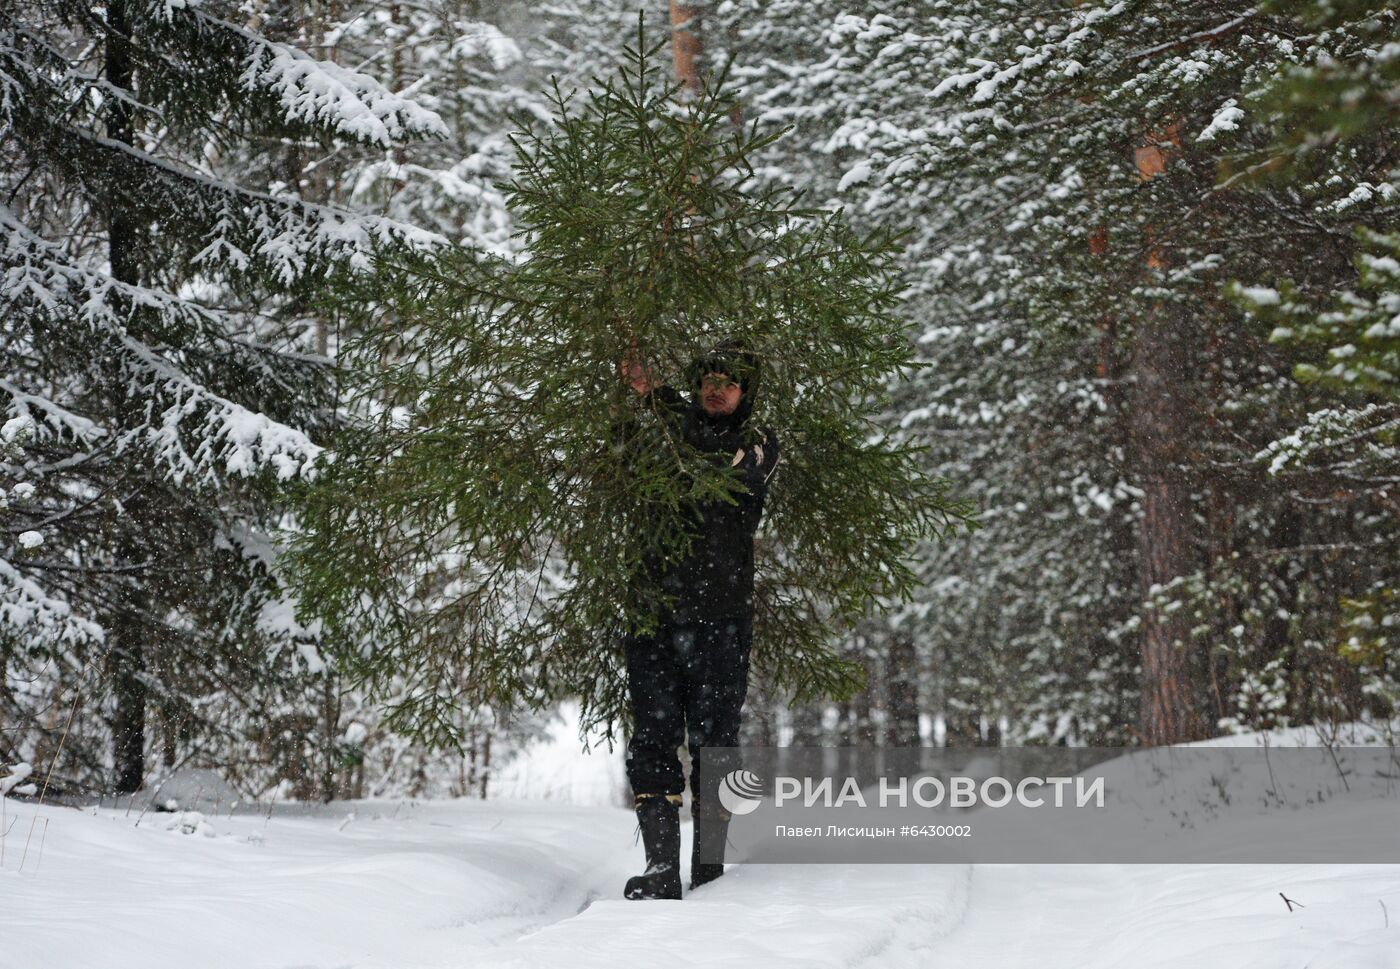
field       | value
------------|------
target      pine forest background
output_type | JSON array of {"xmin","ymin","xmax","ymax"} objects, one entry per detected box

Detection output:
[{"xmin": 3, "ymin": 0, "xmax": 1397, "ymax": 801}]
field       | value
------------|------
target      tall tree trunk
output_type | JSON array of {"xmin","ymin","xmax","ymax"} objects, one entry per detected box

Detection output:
[
  {"xmin": 160, "ymin": 706, "xmax": 177, "ymax": 769},
  {"xmin": 1259, "ymin": 508, "xmax": 1301, "ymax": 660},
  {"xmin": 943, "ymin": 707, "xmax": 983, "ymax": 746},
  {"xmin": 1130, "ymin": 128, "xmax": 1206, "ymax": 746},
  {"xmin": 885, "ymin": 634, "xmax": 920, "ymax": 746},
  {"xmin": 852, "ymin": 668, "xmax": 876, "ymax": 748},
  {"xmin": 738, "ymin": 676, "xmax": 775, "ymax": 746},
  {"xmin": 670, "ymin": 2, "xmax": 703, "ymax": 94},
  {"xmin": 478, "ymin": 731, "xmax": 491, "ymax": 799},
  {"xmin": 106, "ymin": 0, "xmax": 148, "ymax": 795},
  {"xmin": 320, "ymin": 675, "xmax": 339, "ymax": 802},
  {"xmin": 851, "ymin": 647, "xmax": 879, "ymax": 787},
  {"xmin": 940, "ymin": 638, "xmax": 983, "ymax": 746},
  {"xmin": 110, "ymin": 623, "xmax": 146, "ymax": 794},
  {"xmin": 1132, "ymin": 299, "xmax": 1202, "ymax": 744},
  {"xmin": 1089, "ymin": 298, "xmax": 1139, "ymax": 743},
  {"xmin": 670, "ymin": 2, "xmax": 746, "ymax": 131},
  {"xmin": 1259, "ymin": 508, "xmax": 1312, "ymax": 724}
]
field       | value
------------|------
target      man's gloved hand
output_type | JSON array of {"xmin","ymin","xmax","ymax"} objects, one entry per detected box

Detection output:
[
  {"xmin": 731, "ymin": 442, "xmax": 765, "ymax": 468},
  {"xmin": 729, "ymin": 432, "xmax": 779, "ymax": 493}
]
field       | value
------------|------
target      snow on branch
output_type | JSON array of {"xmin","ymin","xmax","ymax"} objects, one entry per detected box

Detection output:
[
  {"xmin": 1197, "ymin": 98, "xmax": 1244, "ymax": 141},
  {"xmin": 1256, "ymin": 404, "xmax": 1400, "ymax": 475},
  {"xmin": 4, "ymin": 205, "xmax": 233, "ymax": 339},
  {"xmin": 969, "ymin": 2, "xmax": 1128, "ymax": 104},
  {"xmin": 122, "ymin": 1, "xmax": 447, "ymax": 146},
  {"xmin": 0, "ymin": 555, "xmax": 105, "ymax": 648},
  {"xmin": 114, "ymin": 326, "xmax": 325, "ymax": 483},
  {"xmin": 125, "ymin": 372, "xmax": 323, "ymax": 484},
  {"xmin": 5, "ymin": 49, "xmax": 448, "ymax": 278},
  {"xmin": 2, "ymin": 204, "xmax": 320, "ymax": 388},
  {"xmin": 1125, "ymin": 10, "xmax": 1260, "ymax": 63},
  {"xmin": 215, "ymin": 13, "xmax": 449, "ymax": 147},
  {"xmin": 0, "ymin": 379, "xmax": 105, "ymax": 445},
  {"xmin": 449, "ymin": 22, "xmax": 522, "ymax": 71},
  {"xmin": 0, "ymin": 42, "xmax": 21, "ymax": 128},
  {"xmin": 57, "ymin": 123, "xmax": 447, "ymax": 278},
  {"xmin": 2, "ymin": 209, "xmax": 323, "ymax": 484}
]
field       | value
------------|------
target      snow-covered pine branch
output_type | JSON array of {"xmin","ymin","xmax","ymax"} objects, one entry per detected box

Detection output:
[
  {"xmin": 0, "ymin": 555, "xmax": 105, "ymax": 649},
  {"xmin": 226, "ymin": 17, "xmax": 449, "ymax": 147},
  {"xmin": 2, "ymin": 208, "xmax": 322, "ymax": 483}
]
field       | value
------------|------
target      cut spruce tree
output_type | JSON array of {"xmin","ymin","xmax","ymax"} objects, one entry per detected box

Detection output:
[
  {"xmin": 0, "ymin": 0, "xmax": 443, "ymax": 793},
  {"xmin": 290, "ymin": 27, "xmax": 974, "ymax": 749}
]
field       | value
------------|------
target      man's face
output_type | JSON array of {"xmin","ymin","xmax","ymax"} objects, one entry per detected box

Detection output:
[{"xmin": 699, "ymin": 371, "xmax": 743, "ymax": 416}]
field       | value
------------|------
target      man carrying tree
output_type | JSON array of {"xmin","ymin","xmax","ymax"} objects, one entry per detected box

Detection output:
[
  {"xmin": 617, "ymin": 340, "xmax": 779, "ymax": 900},
  {"xmin": 292, "ymin": 34, "xmax": 969, "ymax": 906}
]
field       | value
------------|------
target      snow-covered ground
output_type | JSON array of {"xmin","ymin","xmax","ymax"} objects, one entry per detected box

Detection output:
[
  {"xmin": 488, "ymin": 702, "xmax": 628, "ymax": 808},
  {"xmin": 4, "ymin": 723, "xmax": 1398, "ymax": 969}
]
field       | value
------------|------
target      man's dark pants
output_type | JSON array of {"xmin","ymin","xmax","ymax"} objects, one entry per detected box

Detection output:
[{"xmin": 624, "ymin": 615, "xmax": 752, "ymax": 805}]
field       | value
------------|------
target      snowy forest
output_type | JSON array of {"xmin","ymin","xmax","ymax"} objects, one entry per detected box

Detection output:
[{"xmin": 3, "ymin": 0, "xmax": 1397, "ymax": 804}]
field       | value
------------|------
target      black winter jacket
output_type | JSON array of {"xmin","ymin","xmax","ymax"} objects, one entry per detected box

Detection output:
[{"xmin": 635, "ymin": 385, "xmax": 779, "ymax": 624}]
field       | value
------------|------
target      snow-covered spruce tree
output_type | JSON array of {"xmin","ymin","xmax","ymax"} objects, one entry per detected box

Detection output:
[
  {"xmin": 196, "ymin": 1, "xmax": 581, "ymax": 800},
  {"xmin": 703, "ymin": 1, "xmax": 1139, "ymax": 744},
  {"xmin": 289, "ymin": 30, "xmax": 973, "ymax": 750},
  {"xmin": 302, "ymin": 2, "xmax": 544, "ymax": 253},
  {"xmin": 698, "ymin": 3, "xmax": 892, "ymax": 747},
  {"xmin": 235, "ymin": 1, "xmax": 661, "ymax": 796},
  {"xmin": 1229, "ymin": 0, "xmax": 1400, "ymax": 728},
  {"xmin": 288, "ymin": 0, "xmax": 655, "ymax": 255},
  {"xmin": 824, "ymin": 1, "xmax": 1395, "ymax": 743},
  {"xmin": 1, "ymin": 0, "xmax": 444, "ymax": 793}
]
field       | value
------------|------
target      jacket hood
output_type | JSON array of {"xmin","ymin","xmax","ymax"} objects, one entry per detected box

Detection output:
[
  {"xmin": 687, "ymin": 338, "xmax": 759, "ymax": 432},
  {"xmin": 687, "ymin": 339, "xmax": 761, "ymax": 396}
]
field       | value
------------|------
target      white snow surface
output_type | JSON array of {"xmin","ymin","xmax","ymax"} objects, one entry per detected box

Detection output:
[
  {"xmin": 489, "ymin": 700, "xmax": 628, "ymax": 807},
  {"xmin": 4, "ymin": 729, "xmax": 1398, "ymax": 968}
]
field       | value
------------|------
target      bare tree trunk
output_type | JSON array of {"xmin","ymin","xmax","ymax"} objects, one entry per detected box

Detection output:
[
  {"xmin": 1132, "ymin": 302, "xmax": 1202, "ymax": 744},
  {"xmin": 465, "ymin": 723, "xmax": 479, "ymax": 797},
  {"xmin": 479, "ymin": 731, "xmax": 491, "ymax": 799},
  {"xmin": 788, "ymin": 701, "xmax": 823, "ymax": 745},
  {"xmin": 106, "ymin": 0, "xmax": 148, "ymax": 795},
  {"xmin": 940, "ymin": 640, "xmax": 984, "ymax": 747},
  {"xmin": 755, "ymin": 699, "xmax": 775, "ymax": 746},
  {"xmin": 320, "ymin": 675, "xmax": 340, "ymax": 802},
  {"xmin": 852, "ymin": 668, "xmax": 876, "ymax": 748},
  {"xmin": 739, "ymin": 674, "xmax": 775, "ymax": 746},
  {"xmin": 837, "ymin": 698, "xmax": 853, "ymax": 744},
  {"xmin": 110, "ymin": 625, "xmax": 146, "ymax": 794},
  {"xmin": 456, "ymin": 737, "xmax": 468, "ymax": 799},
  {"xmin": 670, "ymin": 2, "xmax": 703, "ymax": 94},
  {"xmin": 944, "ymin": 714, "xmax": 976, "ymax": 747},
  {"xmin": 670, "ymin": 2, "xmax": 745, "ymax": 133},
  {"xmin": 885, "ymin": 634, "xmax": 920, "ymax": 747},
  {"xmin": 1131, "ymin": 128, "xmax": 1206, "ymax": 746},
  {"xmin": 160, "ymin": 707, "xmax": 177, "ymax": 769}
]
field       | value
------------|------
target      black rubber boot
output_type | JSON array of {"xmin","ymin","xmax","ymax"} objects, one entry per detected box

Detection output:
[
  {"xmin": 689, "ymin": 800, "xmax": 732, "ymax": 890},
  {"xmin": 624, "ymin": 794, "xmax": 683, "ymax": 900}
]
